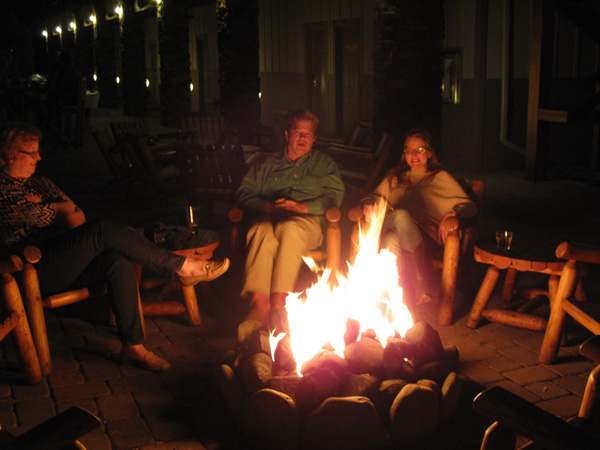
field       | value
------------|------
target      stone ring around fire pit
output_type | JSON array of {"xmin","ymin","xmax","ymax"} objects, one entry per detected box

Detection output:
[{"xmin": 217, "ymin": 319, "xmax": 462, "ymax": 450}]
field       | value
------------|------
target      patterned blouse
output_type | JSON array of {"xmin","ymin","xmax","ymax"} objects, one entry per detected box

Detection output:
[{"xmin": 0, "ymin": 171, "xmax": 73, "ymax": 250}]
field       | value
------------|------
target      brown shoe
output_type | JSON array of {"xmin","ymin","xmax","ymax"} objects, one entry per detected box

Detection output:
[
  {"xmin": 119, "ymin": 350, "xmax": 172, "ymax": 372},
  {"xmin": 179, "ymin": 258, "xmax": 230, "ymax": 286}
]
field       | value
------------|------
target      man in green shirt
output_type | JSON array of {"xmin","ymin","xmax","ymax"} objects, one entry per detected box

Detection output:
[{"xmin": 236, "ymin": 110, "xmax": 344, "ymax": 330}]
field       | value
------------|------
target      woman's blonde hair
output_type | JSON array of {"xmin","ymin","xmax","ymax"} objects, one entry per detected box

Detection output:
[{"xmin": 0, "ymin": 122, "xmax": 42, "ymax": 165}]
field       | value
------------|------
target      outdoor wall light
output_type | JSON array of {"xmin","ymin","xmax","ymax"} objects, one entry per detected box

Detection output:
[
  {"xmin": 146, "ymin": 79, "xmax": 150, "ymax": 87},
  {"xmin": 190, "ymin": 83, "xmax": 194, "ymax": 92},
  {"xmin": 116, "ymin": 76, "xmax": 121, "ymax": 84},
  {"xmin": 93, "ymin": 73, "xmax": 97, "ymax": 81}
]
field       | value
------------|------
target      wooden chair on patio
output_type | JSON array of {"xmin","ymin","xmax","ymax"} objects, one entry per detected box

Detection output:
[
  {"xmin": 476, "ymin": 334, "xmax": 600, "ymax": 449},
  {"xmin": 314, "ymin": 120, "xmax": 373, "ymax": 151},
  {"xmin": 474, "ymin": 384, "xmax": 600, "ymax": 450},
  {"xmin": 180, "ymin": 112, "xmax": 233, "ymax": 147},
  {"xmin": 0, "ymin": 252, "xmax": 42, "ymax": 385},
  {"xmin": 326, "ymin": 131, "xmax": 395, "ymax": 198},
  {"xmin": 0, "ymin": 406, "xmax": 101, "ymax": 450},
  {"xmin": 227, "ymin": 207, "xmax": 342, "ymax": 304},
  {"xmin": 538, "ymin": 242, "xmax": 600, "ymax": 365},
  {"xmin": 92, "ymin": 125, "xmax": 133, "ymax": 180},
  {"xmin": 347, "ymin": 178, "xmax": 486, "ymax": 326}
]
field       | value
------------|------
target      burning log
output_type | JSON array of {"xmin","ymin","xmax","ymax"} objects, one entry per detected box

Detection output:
[
  {"xmin": 243, "ymin": 388, "xmax": 300, "ymax": 450},
  {"xmin": 302, "ymin": 396, "xmax": 392, "ymax": 450},
  {"xmin": 389, "ymin": 383, "xmax": 440, "ymax": 450}
]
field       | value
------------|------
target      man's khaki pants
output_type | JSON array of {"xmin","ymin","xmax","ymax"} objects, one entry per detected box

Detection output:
[{"xmin": 242, "ymin": 215, "xmax": 322, "ymax": 296}]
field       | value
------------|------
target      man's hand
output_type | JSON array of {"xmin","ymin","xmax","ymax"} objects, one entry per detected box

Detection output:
[{"xmin": 269, "ymin": 198, "xmax": 309, "ymax": 215}]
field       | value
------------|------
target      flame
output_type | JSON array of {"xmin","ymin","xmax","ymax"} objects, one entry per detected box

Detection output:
[{"xmin": 273, "ymin": 195, "xmax": 414, "ymax": 376}]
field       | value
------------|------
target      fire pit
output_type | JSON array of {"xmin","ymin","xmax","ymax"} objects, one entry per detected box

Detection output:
[{"xmin": 217, "ymin": 203, "xmax": 462, "ymax": 450}]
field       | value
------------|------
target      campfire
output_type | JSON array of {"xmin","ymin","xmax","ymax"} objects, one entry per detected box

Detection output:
[{"xmin": 219, "ymin": 201, "xmax": 461, "ymax": 450}]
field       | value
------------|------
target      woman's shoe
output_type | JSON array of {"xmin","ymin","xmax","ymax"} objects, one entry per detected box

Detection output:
[
  {"xmin": 118, "ymin": 350, "xmax": 171, "ymax": 372},
  {"xmin": 179, "ymin": 258, "xmax": 230, "ymax": 286}
]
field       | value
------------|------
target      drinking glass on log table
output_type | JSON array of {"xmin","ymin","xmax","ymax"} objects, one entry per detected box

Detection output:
[{"xmin": 466, "ymin": 230, "xmax": 584, "ymax": 331}]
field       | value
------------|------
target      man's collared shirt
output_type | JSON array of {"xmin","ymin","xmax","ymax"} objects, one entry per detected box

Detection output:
[{"xmin": 236, "ymin": 150, "xmax": 344, "ymax": 215}]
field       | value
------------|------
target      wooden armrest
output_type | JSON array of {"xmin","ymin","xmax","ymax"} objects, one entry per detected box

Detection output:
[
  {"xmin": 228, "ymin": 207, "xmax": 244, "ymax": 224},
  {"xmin": 2, "ymin": 406, "xmax": 101, "ymax": 450},
  {"xmin": 326, "ymin": 143, "xmax": 374, "ymax": 158},
  {"xmin": 580, "ymin": 336, "xmax": 600, "ymax": 364},
  {"xmin": 473, "ymin": 386, "xmax": 600, "ymax": 450},
  {"xmin": 556, "ymin": 242, "xmax": 600, "ymax": 264},
  {"xmin": 325, "ymin": 208, "xmax": 341, "ymax": 224},
  {"xmin": 326, "ymin": 143, "xmax": 371, "ymax": 153},
  {"xmin": 0, "ymin": 254, "xmax": 23, "ymax": 274}
]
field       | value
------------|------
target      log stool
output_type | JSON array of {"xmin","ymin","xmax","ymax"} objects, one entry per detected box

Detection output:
[
  {"xmin": 466, "ymin": 232, "xmax": 583, "ymax": 331},
  {"xmin": 137, "ymin": 225, "xmax": 221, "ymax": 326}
]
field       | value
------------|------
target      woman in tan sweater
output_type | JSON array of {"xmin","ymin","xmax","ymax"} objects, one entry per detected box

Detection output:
[{"xmin": 362, "ymin": 129, "xmax": 476, "ymax": 305}]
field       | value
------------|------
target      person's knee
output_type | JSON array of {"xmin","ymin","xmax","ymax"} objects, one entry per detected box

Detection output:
[
  {"xmin": 99, "ymin": 250, "xmax": 135, "ymax": 276},
  {"xmin": 389, "ymin": 209, "xmax": 415, "ymax": 231}
]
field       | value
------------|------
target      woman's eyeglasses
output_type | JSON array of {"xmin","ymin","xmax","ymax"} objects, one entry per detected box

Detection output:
[
  {"xmin": 18, "ymin": 150, "xmax": 41, "ymax": 157},
  {"xmin": 404, "ymin": 147, "xmax": 427, "ymax": 155}
]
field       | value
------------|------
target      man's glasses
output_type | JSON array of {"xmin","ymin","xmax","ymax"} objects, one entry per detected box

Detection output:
[
  {"xmin": 18, "ymin": 150, "xmax": 41, "ymax": 157},
  {"xmin": 404, "ymin": 147, "xmax": 427, "ymax": 156}
]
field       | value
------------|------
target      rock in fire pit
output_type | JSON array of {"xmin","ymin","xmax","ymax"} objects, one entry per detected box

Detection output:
[{"xmin": 217, "ymin": 319, "xmax": 461, "ymax": 450}]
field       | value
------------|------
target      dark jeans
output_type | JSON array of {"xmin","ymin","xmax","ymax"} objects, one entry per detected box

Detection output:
[{"xmin": 35, "ymin": 219, "xmax": 186, "ymax": 346}]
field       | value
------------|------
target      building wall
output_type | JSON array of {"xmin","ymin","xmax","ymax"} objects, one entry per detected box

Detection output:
[
  {"xmin": 442, "ymin": 0, "xmax": 600, "ymax": 174},
  {"xmin": 258, "ymin": 0, "xmax": 374, "ymax": 135},
  {"xmin": 189, "ymin": 4, "xmax": 220, "ymax": 113}
]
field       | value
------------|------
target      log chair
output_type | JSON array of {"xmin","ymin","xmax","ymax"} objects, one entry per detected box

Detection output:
[
  {"xmin": 0, "ymin": 252, "xmax": 43, "ymax": 384},
  {"xmin": 228, "ymin": 207, "xmax": 342, "ymax": 301},
  {"xmin": 17, "ymin": 246, "xmax": 147, "ymax": 377},
  {"xmin": 474, "ymin": 386, "xmax": 600, "ymax": 450},
  {"xmin": 0, "ymin": 406, "xmax": 101, "ymax": 450}
]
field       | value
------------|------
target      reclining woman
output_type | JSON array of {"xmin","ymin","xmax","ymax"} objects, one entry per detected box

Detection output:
[
  {"xmin": 361, "ymin": 129, "xmax": 476, "ymax": 306},
  {"xmin": 0, "ymin": 122, "xmax": 229, "ymax": 371}
]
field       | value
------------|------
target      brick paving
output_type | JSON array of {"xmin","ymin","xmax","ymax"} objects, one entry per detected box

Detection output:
[{"xmin": 1, "ymin": 109, "xmax": 600, "ymax": 449}]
